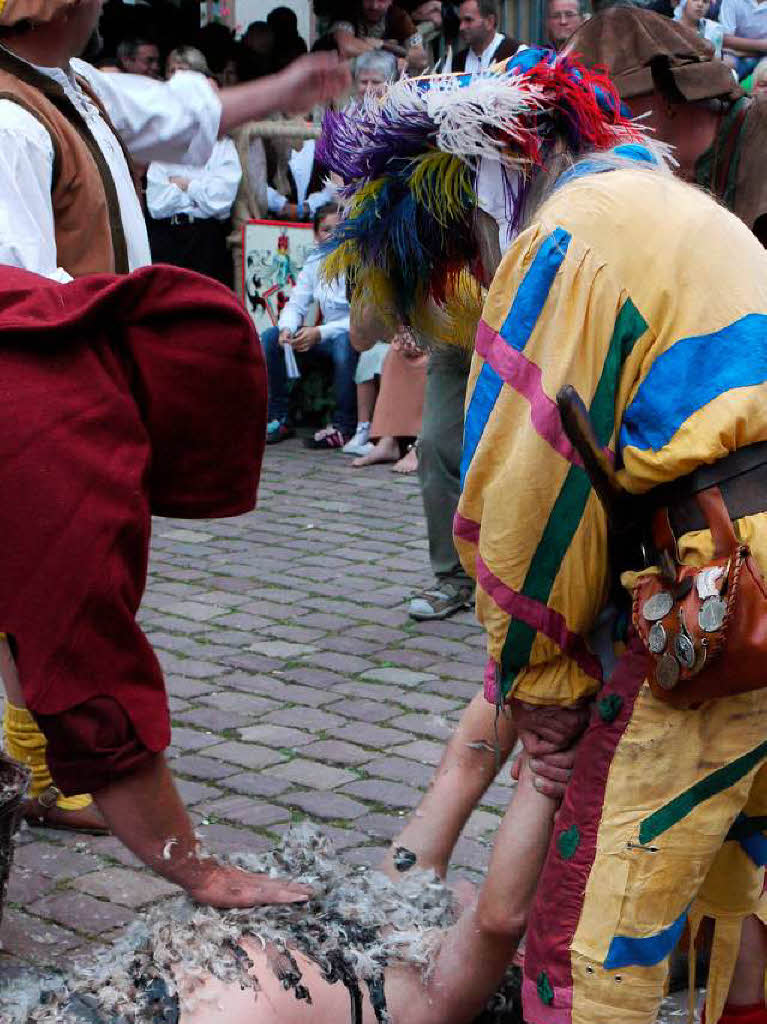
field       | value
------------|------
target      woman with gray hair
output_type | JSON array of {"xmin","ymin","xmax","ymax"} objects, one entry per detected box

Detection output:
[{"xmin": 354, "ymin": 48, "xmax": 399, "ymax": 95}]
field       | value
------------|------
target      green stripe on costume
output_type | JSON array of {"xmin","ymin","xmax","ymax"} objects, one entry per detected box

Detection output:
[
  {"xmin": 499, "ymin": 298, "xmax": 647, "ymax": 694},
  {"xmin": 640, "ymin": 739, "xmax": 767, "ymax": 845}
]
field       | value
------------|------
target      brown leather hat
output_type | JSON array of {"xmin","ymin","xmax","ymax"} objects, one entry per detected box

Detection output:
[
  {"xmin": 566, "ymin": 6, "xmax": 741, "ymax": 101},
  {"xmin": 0, "ymin": 0, "xmax": 76, "ymax": 27}
]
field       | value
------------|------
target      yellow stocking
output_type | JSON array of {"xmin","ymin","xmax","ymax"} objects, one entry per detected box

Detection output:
[{"xmin": 3, "ymin": 701, "xmax": 93, "ymax": 811}]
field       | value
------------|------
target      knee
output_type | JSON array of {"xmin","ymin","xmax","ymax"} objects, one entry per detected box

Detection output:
[
  {"xmin": 475, "ymin": 895, "xmax": 527, "ymax": 950},
  {"xmin": 332, "ymin": 332, "xmax": 357, "ymax": 368}
]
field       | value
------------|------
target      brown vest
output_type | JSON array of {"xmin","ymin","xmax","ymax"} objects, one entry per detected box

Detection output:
[{"xmin": 0, "ymin": 46, "xmax": 134, "ymax": 276}]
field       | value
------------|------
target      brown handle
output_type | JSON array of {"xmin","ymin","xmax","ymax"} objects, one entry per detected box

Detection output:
[{"xmin": 696, "ymin": 486, "xmax": 740, "ymax": 558}]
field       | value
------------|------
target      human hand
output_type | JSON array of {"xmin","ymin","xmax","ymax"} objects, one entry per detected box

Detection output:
[
  {"xmin": 292, "ymin": 326, "xmax": 321, "ymax": 351},
  {"xmin": 512, "ymin": 746, "xmax": 577, "ymax": 801},
  {"xmin": 184, "ymin": 860, "xmax": 312, "ymax": 909},
  {"xmin": 275, "ymin": 52, "xmax": 352, "ymax": 116},
  {"xmin": 278, "ymin": 328, "xmax": 294, "ymax": 346},
  {"xmin": 169, "ymin": 176, "xmax": 191, "ymax": 191},
  {"xmin": 509, "ymin": 699, "xmax": 590, "ymax": 758}
]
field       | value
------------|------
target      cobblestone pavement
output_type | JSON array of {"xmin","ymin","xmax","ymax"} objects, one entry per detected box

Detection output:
[{"xmin": 0, "ymin": 440, "xmax": 692, "ymax": 1020}]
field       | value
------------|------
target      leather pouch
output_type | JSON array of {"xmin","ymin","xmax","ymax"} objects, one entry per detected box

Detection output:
[{"xmin": 633, "ymin": 486, "xmax": 767, "ymax": 708}]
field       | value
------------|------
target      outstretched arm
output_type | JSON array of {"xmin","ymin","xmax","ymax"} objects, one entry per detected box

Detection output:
[{"xmin": 386, "ymin": 757, "xmax": 559, "ymax": 1024}]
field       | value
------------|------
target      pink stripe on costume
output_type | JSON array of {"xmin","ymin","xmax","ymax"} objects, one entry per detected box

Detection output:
[
  {"xmin": 475, "ymin": 320, "xmax": 616, "ymax": 467},
  {"xmin": 522, "ymin": 976, "xmax": 573, "ymax": 1024},
  {"xmin": 475, "ymin": 319, "xmax": 584, "ymax": 467},
  {"xmin": 484, "ymin": 657, "xmax": 499, "ymax": 704},
  {"xmin": 453, "ymin": 511, "xmax": 480, "ymax": 545},
  {"xmin": 475, "ymin": 557, "xmax": 603, "ymax": 684}
]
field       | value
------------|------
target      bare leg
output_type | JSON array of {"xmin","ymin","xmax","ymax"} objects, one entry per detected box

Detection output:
[
  {"xmin": 386, "ymin": 758, "xmax": 557, "ymax": 1024},
  {"xmin": 0, "ymin": 636, "xmax": 24, "ymax": 705},
  {"xmin": 381, "ymin": 691, "xmax": 517, "ymax": 879},
  {"xmin": 94, "ymin": 753, "xmax": 311, "ymax": 909},
  {"xmin": 356, "ymin": 379, "xmax": 377, "ymax": 425}
]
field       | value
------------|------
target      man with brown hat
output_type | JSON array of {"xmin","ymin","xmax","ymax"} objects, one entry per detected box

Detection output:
[
  {"xmin": 567, "ymin": 6, "xmax": 767, "ymax": 244},
  {"xmin": 0, "ymin": 0, "xmax": 350, "ymax": 905}
]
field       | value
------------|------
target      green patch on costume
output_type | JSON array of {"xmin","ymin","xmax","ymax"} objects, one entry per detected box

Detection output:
[
  {"xmin": 597, "ymin": 694, "xmax": 623, "ymax": 723},
  {"xmin": 557, "ymin": 824, "xmax": 580, "ymax": 860},
  {"xmin": 537, "ymin": 971, "xmax": 554, "ymax": 1005},
  {"xmin": 640, "ymin": 738, "xmax": 767, "ymax": 844}
]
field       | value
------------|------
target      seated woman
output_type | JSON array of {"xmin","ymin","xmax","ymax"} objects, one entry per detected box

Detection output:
[{"xmin": 261, "ymin": 203, "xmax": 359, "ymax": 449}]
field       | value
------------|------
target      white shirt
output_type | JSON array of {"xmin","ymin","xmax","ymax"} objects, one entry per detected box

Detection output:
[
  {"xmin": 463, "ymin": 32, "xmax": 506, "ymax": 73},
  {"xmin": 0, "ymin": 53, "xmax": 221, "ymax": 281},
  {"xmin": 147, "ymin": 137, "xmax": 242, "ymax": 221},
  {"xmin": 267, "ymin": 139, "xmax": 336, "ymax": 218},
  {"xmin": 720, "ymin": 0, "xmax": 767, "ymax": 37},
  {"xmin": 278, "ymin": 253, "xmax": 349, "ymax": 341}
]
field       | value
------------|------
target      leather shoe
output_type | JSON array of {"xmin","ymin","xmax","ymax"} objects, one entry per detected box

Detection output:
[{"xmin": 23, "ymin": 787, "xmax": 110, "ymax": 834}]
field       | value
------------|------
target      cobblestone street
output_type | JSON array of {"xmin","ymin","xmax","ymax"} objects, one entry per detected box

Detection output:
[{"xmin": 0, "ymin": 440, "xmax": 694, "ymax": 1021}]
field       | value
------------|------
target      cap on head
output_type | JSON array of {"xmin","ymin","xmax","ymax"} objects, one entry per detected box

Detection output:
[
  {"xmin": 567, "ymin": 7, "xmax": 741, "ymax": 101},
  {"xmin": 0, "ymin": 0, "xmax": 76, "ymax": 26},
  {"xmin": 318, "ymin": 46, "xmax": 647, "ymax": 333}
]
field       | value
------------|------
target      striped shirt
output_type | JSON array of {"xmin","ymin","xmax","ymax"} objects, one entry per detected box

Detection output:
[{"xmin": 455, "ymin": 165, "xmax": 767, "ymax": 708}]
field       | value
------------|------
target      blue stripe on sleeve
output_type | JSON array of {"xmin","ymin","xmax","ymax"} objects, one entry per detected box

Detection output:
[
  {"xmin": 603, "ymin": 905, "xmax": 689, "ymax": 971},
  {"xmin": 461, "ymin": 363, "xmax": 503, "ymax": 488},
  {"xmin": 460, "ymin": 228, "xmax": 572, "ymax": 488},
  {"xmin": 499, "ymin": 227, "xmax": 571, "ymax": 351},
  {"xmin": 620, "ymin": 313, "xmax": 767, "ymax": 453}
]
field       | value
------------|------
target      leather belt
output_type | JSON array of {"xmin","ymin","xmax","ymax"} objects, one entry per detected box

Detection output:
[
  {"xmin": 652, "ymin": 441, "xmax": 767, "ymax": 537},
  {"xmin": 168, "ymin": 213, "xmax": 195, "ymax": 226}
]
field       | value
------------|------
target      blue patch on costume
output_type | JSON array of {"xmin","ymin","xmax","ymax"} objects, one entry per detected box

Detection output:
[
  {"xmin": 620, "ymin": 313, "xmax": 767, "ymax": 453},
  {"xmin": 603, "ymin": 905, "xmax": 689, "ymax": 970},
  {"xmin": 726, "ymin": 813, "xmax": 767, "ymax": 866},
  {"xmin": 460, "ymin": 228, "xmax": 571, "ymax": 487}
]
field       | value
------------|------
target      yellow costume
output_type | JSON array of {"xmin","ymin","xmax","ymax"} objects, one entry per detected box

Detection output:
[{"xmin": 455, "ymin": 162, "xmax": 767, "ymax": 1024}]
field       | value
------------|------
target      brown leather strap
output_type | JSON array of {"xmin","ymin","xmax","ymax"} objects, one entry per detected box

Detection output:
[
  {"xmin": 669, "ymin": 462, "xmax": 767, "ymax": 536},
  {"xmin": 696, "ymin": 486, "xmax": 740, "ymax": 558}
]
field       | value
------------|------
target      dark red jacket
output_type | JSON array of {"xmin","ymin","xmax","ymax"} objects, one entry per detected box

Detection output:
[{"xmin": 0, "ymin": 263, "xmax": 266, "ymax": 792}]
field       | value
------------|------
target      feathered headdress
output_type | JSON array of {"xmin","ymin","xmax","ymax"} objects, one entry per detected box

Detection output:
[{"xmin": 317, "ymin": 47, "xmax": 649, "ymax": 337}]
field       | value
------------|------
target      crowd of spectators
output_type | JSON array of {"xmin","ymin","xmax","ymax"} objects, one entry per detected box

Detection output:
[{"xmin": 92, "ymin": 0, "xmax": 767, "ymax": 620}]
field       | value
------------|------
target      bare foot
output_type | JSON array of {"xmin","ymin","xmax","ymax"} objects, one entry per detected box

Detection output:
[
  {"xmin": 392, "ymin": 446, "xmax": 417, "ymax": 474},
  {"xmin": 352, "ymin": 436, "xmax": 399, "ymax": 468},
  {"xmin": 184, "ymin": 861, "xmax": 313, "ymax": 909}
]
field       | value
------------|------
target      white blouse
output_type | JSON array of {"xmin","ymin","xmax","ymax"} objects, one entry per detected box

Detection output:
[{"xmin": 147, "ymin": 137, "xmax": 242, "ymax": 221}]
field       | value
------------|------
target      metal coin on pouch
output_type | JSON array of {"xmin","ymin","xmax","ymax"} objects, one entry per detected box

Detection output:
[
  {"xmin": 699, "ymin": 596, "xmax": 727, "ymax": 632},
  {"xmin": 674, "ymin": 632, "xmax": 696, "ymax": 669},
  {"xmin": 642, "ymin": 591, "xmax": 674, "ymax": 622},
  {"xmin": 657, "ymin": 652, "xmax": 681, "ymax": 690},
  {"xmin": 696, "ymin": 566, "xmax": 725, "ymax": 600},
  {"xmin": 648, "ymin": 622, "xmax": 667, "ymax": 654}
]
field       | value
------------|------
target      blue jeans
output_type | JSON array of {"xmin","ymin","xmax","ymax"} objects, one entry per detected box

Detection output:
[{"xmin": 261, "ymin": 326, "xmax": 358, "ymax": 436}]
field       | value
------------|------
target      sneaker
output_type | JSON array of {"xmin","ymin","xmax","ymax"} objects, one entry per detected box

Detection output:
[
  {"xmin": 266, "ymin": 419, "xmax": 295, "ymax": 445},
  {"xmin": 304, "ymin": 425, "xmax": 350, "ymax": 450},
  {"xmin": 409, "ymin": 579, "xmax": 474, "ymax": 621},
  {"xmin": 342, "ymin": 423, "xmax": 372, "ymax": 455}
]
